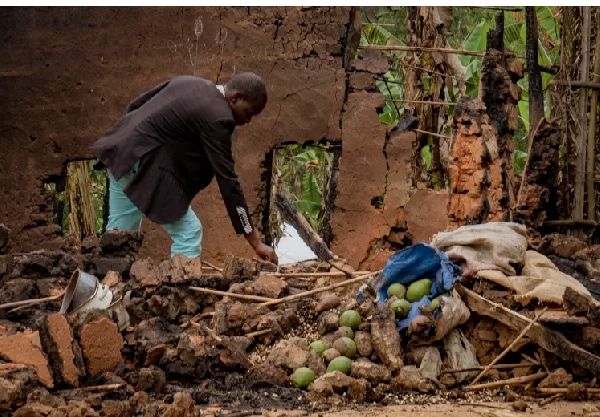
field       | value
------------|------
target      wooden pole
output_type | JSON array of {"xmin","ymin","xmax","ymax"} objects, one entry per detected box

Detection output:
[
  {"xmin": 359, "ymin": 44, "xmax": 486, "ymax": 57},
  {"xmin": 470, "ymin": 307, "xmax": 547, "ymax": 385},
  {"xmin": 574, "ymin": 8, "xmax": 591, "ymax": 229},
  {"xmin": 587, "ymin": 17, "xmax": 600, "ymax": 222}
]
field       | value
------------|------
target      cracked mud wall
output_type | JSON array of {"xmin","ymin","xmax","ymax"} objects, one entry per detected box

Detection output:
[
  {"xmin": 0, "ymin": 7, "xmax": 348, "ymax": 262},
  {"xmin": 1, "ymin": 7, "xmax": 440, "ymax": 267}
]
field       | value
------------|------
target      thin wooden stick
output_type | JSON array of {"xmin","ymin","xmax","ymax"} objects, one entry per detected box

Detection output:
[
  {"xmin": 550, "ymin": 80, "xmax": 600, "ymax": 90},
  {"xmin": 246, "ymin": 329, "xmax": 272, "ymax": 338},
  {"xmin": 539, "ymin": 393, "xmax": 564, "ymax": 406},
  {"xmin": 543, "ymin": 219, "xmax": 598, "ymax": 227},
  {"xmin": 0, "ymin": 292, "xmax": 64, "ymax": 310},
  {"xmin": 413, "ymin": 128, "xmax": 451, "ymax": 140},
  {"xmin": 189, "ymin": 287, "xmax": 275, "ymax": 303},
  {"xmin": 79, "ymin": 384, "xmax": 124, "ymax": 393},
  {"xmin": 470, "ymin": 307, "xmax": 547, "ymax": 386},
  {"xmin": 465, "ymin": 371, "xmax": 547, "ymax": 392},
  {"xmin": 521, "ymin": 353, "xmax": 540, "ymax": 365},
  {"xmin": 538, "ymin": 388, "xmax": 600, "ymax": 395},
  {"xmin": 359, "ymin": 44, "xmax": 486, "ymax": 57},
  {"xmin": 260, "ymin": 270, "xmax": 381, "ymax": 307},
  {"xmin": 392, "ymin": 99, "xmax": 457, "ymax": 106},
  {"xmin": 270, "ymin": 271, "xmax": 370, "ymax": 278},
  {"xmin": 442, "ymin": 363, "xmax": 537, "ymax": 374},
  {"xmin": 474, "ymin": 6, "xmax": 522, "ymax": 11},
  {"xmin": 202, "ymin": 261, "xmax": 223, "ymax": 272}
]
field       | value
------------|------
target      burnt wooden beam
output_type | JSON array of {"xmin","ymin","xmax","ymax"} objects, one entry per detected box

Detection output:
[
  {"xmin": 525, "ymin": 6, "xmax": 544, "ymax": 148},
  {"xmin": 486, "ymin": 12, "xmax": 504, "ymax": 51},
  {"xmin": 457, "ymin": 285, "xmax": 600, "ymax": 378}
]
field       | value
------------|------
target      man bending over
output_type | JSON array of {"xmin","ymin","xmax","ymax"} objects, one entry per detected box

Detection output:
[{"xmin": 91, "ymin": 73, "xmax": 278, "ymax": 265}]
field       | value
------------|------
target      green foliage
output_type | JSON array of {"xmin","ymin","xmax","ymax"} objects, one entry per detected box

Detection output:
[
  {"xmin": 88, "ymin": 160, "xmax": 107, "ymax": 235},
  {"xmin": 360, "ymin": 6, "xmax": 561, "ymax": 179},
  {"xmin": 274, "ymin": 144, "xmax": 334, "ymax": 239},
  {"xmin": 44, "ymin": 161, "xmax": 107, "ymax": 236}
]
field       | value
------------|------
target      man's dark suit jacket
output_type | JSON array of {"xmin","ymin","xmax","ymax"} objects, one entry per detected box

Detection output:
[{"xmin": 91, "ymin": 76, "xmax": 253, "ymax": 235}]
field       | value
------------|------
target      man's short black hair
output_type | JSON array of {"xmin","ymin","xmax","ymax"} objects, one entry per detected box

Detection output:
[{"xmin": 225, "ymin": 72, "xmax": 267, "ymax": 105}]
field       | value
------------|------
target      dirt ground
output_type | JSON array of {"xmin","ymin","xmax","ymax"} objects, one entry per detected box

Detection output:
[{"xmin": 265, "ymin": 401, "xmax": 598, "ymax": 417}]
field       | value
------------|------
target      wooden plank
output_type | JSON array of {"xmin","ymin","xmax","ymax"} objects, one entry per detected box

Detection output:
[{"xmin": 456, "ymin": 285, "xmax": 600, "ymax": 378}]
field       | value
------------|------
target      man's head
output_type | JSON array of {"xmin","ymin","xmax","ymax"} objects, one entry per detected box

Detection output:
[{"xmin": 224, "ymin": 72, "xmax": 267, "ymax": 126}]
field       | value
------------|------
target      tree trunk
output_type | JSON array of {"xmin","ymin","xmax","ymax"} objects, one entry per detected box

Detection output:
[{"xmin": 66, "ymin": 161, "xmax": 96, "ymax": 240}]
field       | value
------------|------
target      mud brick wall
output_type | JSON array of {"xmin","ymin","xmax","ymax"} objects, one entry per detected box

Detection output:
[
  {"xmin": 0, "ymin": 7, "xmax": 448, "ymax": 269},
  {"xmin": 0, "ymin": 7, "xmax": 350, "ymax": 262}
]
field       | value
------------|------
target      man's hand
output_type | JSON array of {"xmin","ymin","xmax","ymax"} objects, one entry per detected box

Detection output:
[
  {"xmin": 244, "ymin": 229, "xmax": 279, "ymax": 265},
  {"xmin": 253, "ymin": 242, "xmax": 279, "ymax": 265}
]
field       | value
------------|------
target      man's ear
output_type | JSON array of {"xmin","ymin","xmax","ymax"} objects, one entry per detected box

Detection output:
[{"xmin": 231, "ymin": 92, "xmax": 244, "ymax": 105}]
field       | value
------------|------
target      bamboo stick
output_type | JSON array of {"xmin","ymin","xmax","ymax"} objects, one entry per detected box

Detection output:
[
  {"xmin": 465, "ymin": 371, "xmax": 547, "ymax": 392},
  {"xmin": 189, "ymin": 287, "xmax": 275, "ymax": 303},
  {"xmin": 260, "ymin": 270, "xmax": 381, "ymax": 307},
  {"xmin": 0, "ymin": 292, "xmax": 64, "ymax": 310},
  {"xmin": 359, "ymin": 44, "xmax": 486, "ymax": 57},
  {"xmin": 587, "ymin": 18, "xmax": 600, "ymax": 222},
  {"xmin": 470, "ymin": 307, "xmax": 547, "ymax": 386}
]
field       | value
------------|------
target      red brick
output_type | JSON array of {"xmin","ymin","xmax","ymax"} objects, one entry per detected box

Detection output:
[
  {"xmin": 79, "ymin": 317, "xmax": 124, "ymax": 376},
  {"xmin": 0, "ymin": 331, "xmax": 53, "ymax": 388}
]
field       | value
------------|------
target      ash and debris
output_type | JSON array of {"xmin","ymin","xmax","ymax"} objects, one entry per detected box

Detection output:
[{"xmin": 1, "ymin": 226, "xmax": 600, "ymax": 416}]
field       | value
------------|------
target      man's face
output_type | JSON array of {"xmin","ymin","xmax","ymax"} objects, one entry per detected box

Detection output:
[{"xmin": 228, "ymin": 92, "xmax": 265, "ymax": 126}]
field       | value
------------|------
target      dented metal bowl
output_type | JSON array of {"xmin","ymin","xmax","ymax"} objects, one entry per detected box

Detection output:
[{"xmin": 60, "ymin": 269, "xmax": 101, "ymax": 314}]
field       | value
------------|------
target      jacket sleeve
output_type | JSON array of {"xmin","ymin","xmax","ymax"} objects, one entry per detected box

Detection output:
[
  {"xmin": 201, "ymin": 119, "xmax": 254, "ymax": 235},
  {"xmin": 124, "ymin": 80, "xmax": 171, "ymax": 114}
]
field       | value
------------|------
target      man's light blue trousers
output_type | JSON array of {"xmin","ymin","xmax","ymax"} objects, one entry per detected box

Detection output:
[{"xmin": 105, "ymin": 161, "xmax": 203, "ymax": 258}]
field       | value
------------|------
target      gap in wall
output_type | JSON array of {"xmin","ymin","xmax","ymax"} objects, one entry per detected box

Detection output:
[
  {"xmin": 43, "ymin": 160, "xmax": 107, "ymax": 239},
  {"xmin": 263, "ymin": 141, "xmax": 340, "ymax": 264}
]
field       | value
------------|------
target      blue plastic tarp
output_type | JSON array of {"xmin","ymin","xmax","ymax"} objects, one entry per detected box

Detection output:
[{"xmin": 356, "ymin": 243, "xmax": 462, "ymax": 330}]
